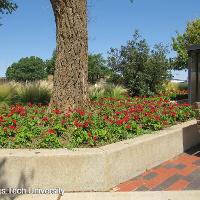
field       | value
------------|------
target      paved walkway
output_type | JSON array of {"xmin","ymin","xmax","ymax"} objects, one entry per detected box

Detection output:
[
  {"xmin": 12, "ymin": 191, "xmax": 200, "ymax": 200},
  {"xmin": 112, "ymin": 145, "xmax": 200, "ymax": 192}
]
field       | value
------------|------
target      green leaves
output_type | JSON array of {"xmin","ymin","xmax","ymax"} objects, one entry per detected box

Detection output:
[
  {"xmin": 0, "ymin": 0, "xmax": 17, "ymax": 25},
  {"xmin": 0, "ymin": 96, "xmax": 196, "ymax": 149},
  {"xmin": 6, "ymin": 56, "xmax": 47, "ymax": 82},
  {"xmin": 40, "ymin": 134, "xmax": 61, "ymax": 149},
  {"xmin": 0, "ymin": 0, "xmax": 17, "ymax": 14},
  {"xmin": 108, "ymin": 30, "xmax": 170, "ymax": 96},
  {"xmin": 172, "ymin": 19, "xmax": 200, "ymax": 70},
  {"xmin": 88, "ymin": 53, "xmax": 109, "ymax": 84}
]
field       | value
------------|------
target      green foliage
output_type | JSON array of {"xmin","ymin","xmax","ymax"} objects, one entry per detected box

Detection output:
[
  {"xmin": 89, "ymin": 84, "xmax": 127, "ymax": 100},
  {"xmin": 0, "ymin": 0, "xmax": 17, "ymax": 14},
  {"xmin": 40, "ymin": 134, "xmax": 61, "ymax": 149},
  {"xmin": 0, "ymin": 82, "xmax": 51, "ymax": 105},
  {"xmin": 0, "ymin": 0, "xmax": 17, "ymax": 25},
  {"xmin": 108, "ymin": 31, "xmax": 171, "ymax": 96},
  {"xmin": 161, "ymin": 82, "xmax": 188, "ymax": 101},
  {"xmin": 46, "ymin": 51, "xmax": 111, "ymax": 83},
  {"xmin": 0, "ymin": 97, "xmax": 196, "ymax": 149},
  {"xmin": 172, "ymin": 18, "xmax": 200, "ymax": 70},
  {"xmin": 88, "ymin": 53, "xmax": 110, "ymax": 84},
  {"xmin": 18, "ymin": 83, "xmax": 51, "ymax": 105},
  {"xmin": 177, "ymin": 82, "xmax": 188, "ymax": 91},
  {"xmin": 46, "ymin": 50, "xmax": 56, "ymax": 75},
  {"xmin": 6, "ymin": 56, "xmax": 47, "ymax": 82}
]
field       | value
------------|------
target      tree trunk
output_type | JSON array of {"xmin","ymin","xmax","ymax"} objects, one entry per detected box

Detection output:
[{"xmin": 50, "ymin": 0, "xmax": 88, "ymax": 111}]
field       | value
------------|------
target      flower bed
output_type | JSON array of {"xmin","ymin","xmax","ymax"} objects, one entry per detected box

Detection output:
[
  {"xmin": 161, "ymin": 89, "xmax": 188, "ymax": 101},
  {"xmin": 0, "ymin": 97, "xmax": 196, "ymax": 149}
]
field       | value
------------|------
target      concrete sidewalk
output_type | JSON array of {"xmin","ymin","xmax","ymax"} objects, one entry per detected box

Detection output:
[
  {"xmin": 12, "ymin": 191, "xmax": 200, "ymax": 200},
  {"xmin": 112, "ymin": 145, "xmax": 200, "ymax": 192}
]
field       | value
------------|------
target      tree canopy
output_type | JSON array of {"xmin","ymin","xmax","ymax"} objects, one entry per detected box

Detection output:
[
  {"xmin": 46, "ymin": 50, "xmax": 56, "ymax": 75},
  {"xmin": 172, "ymin": 18, "xmax": 200, "ymax": 70},
  {"xmin": 0, "ymin": 0, "xmax": 17, "ymax": 25},
  {"xmin": 88, "ymin": 53, "xmax": 109, "ymax": 84},
  {"xmin": 46, "ymin": 50, "xmax": 110, "ymax": 84},
  {"xmin": 0, "ymin": 0, "xmax": 17, "ymax": 14},
  {"xmin": 6, "ymin": 56, "xmax": 47, "ymax": 82},
  {"xmin": 108, "ymin": 31, "xmax": 171, "ymax": 96}
]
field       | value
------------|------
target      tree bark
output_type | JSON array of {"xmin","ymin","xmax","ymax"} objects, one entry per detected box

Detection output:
[{"xmin": 50, "ymin": 0, "xmax": 88, "ymax": 111}]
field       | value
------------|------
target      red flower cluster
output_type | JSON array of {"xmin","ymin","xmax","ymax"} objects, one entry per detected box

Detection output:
[{"xmin": 0, "ymin": 96, "xmax": 195, "ymax": 148}]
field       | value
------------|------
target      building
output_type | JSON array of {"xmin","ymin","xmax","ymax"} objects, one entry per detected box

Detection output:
[{"xmin": 188, "ymin": 45, "xmax": 200, "ymax": 104}]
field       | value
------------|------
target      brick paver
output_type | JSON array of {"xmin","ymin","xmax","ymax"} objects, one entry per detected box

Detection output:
[{"xmin": 112, "ymin": 145, "xmax": 200, "ymax": 191}]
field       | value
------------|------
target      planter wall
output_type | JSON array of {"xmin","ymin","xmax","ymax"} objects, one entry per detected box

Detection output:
[{"xmin": 0, "ymin": 120, "xmax": 199, "ymax": 192}]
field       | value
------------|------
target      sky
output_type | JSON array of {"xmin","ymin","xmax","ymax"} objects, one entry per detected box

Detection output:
[{"xmin": 0, "ymin": 0, "xmax": 200, "ymax": 80}]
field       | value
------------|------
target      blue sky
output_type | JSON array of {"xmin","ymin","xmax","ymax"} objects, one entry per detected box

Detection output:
[{"xmin": 0, "ymin": 0, "xmax": 200, "ymax": 79}]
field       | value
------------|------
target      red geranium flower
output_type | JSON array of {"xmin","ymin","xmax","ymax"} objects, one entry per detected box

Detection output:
[
  {"xmin": 126, "ymin": 124, "xmax": 131, "ymax": 129},
  {"xmin": 3, "ymin": 127, "xmax": 7, "ymax": 132},
  {"xmin": 9, "ymin": 125, "xmax": 16, "ymax": 131},
  {"xmin": 65, "ymin": 113, "xmax": 70, "ymax": 117},
  {"xmin": 183, "ymin": 103, "xmax": 189, "ymax": 107},
  {"xmin": 48, "ymin": 129, "xmax": 55, "ymax": 134},
  {"xmin": 93, "ymin": 135, "xmax": 97, "ymax": 142},
  {"xmin": 88, "ymin": 131, "xmax": 92, "ymax": 137},
  {"xmin": 77, "ymin": 109, "xmax": 85, "ymax": 116},
  {"xmin": 155, "ymin": 115, "xmax": 160, "ymax": 121},
  {"xmin": 54, "ymin": 109, "xmax": 62, "ymax": 115},
  {"xmin": 28, "ymin": 102, "xmax": 33, "ymax": 107},
  {"xmin": 116, "ymin": 120, "xmax": 123, "ymax": 126},
  {"xmin": 0, "ymin": 116, "xmax": 5, "ymax": 123},
  {"xmin": 162, "ymin": 121, "xmax": 168, "ymax": 126},
  {"xmin": 12, "ymin": 119, "xmax": 17, "ymax": 124},
  {"xmin": 42, "ymin": 117, "xmax": 49, "ymax": 122},
  {"xmin": 74, "ymin": 120, "xmax": 82, "ymax": 128},
  {"xmin": 83, "ymin": 121, "xmax": 89, "ymax": 128},
  {"xmin": 134, "ymin": 115, "xmax": 140, "ymax": 121}
]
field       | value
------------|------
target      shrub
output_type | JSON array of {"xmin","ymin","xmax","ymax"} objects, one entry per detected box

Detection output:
[
  {"xmin": 108, "ymin": 30, "xmax": 171, "ymax": 96},
  {"xmin": 88, "ymin": 54, "xmax": 111, "ymax": 84},
  {"xmin": 6, "ymin": 56, "xmax": 47, "ymax": 82}
]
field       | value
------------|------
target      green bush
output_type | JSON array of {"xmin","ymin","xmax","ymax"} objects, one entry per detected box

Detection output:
[
  {"xmin": 6, "ymin": 56, "xmax": 47, "ymax": 82},
  {"xmin": 46, "ymin": 51, "xmax": 111, "ymax": 84},
  {"xmin": 46, "ymin": 50, "xmax": 56, "ymax": 75},
  {"xmin": 108, "ymin": 30, "xmax": 171, "ymax": 96},
  {"xmin": 88, "ymin": 54, "xmax": 111, "ymax": 84},
  {"xmin": 172, "ymin": 19, "xmax": 200, "ymax": 70}
]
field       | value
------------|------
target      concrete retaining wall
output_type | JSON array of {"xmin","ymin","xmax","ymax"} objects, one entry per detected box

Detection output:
[{"xmin": 0, "ymin": 120, "xmax": 199, "ymax": 192}]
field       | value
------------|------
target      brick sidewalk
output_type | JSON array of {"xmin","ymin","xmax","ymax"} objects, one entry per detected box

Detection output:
[{"xmin": 112, "ymin": 145, "xmax": 200, "ymax": 192}]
